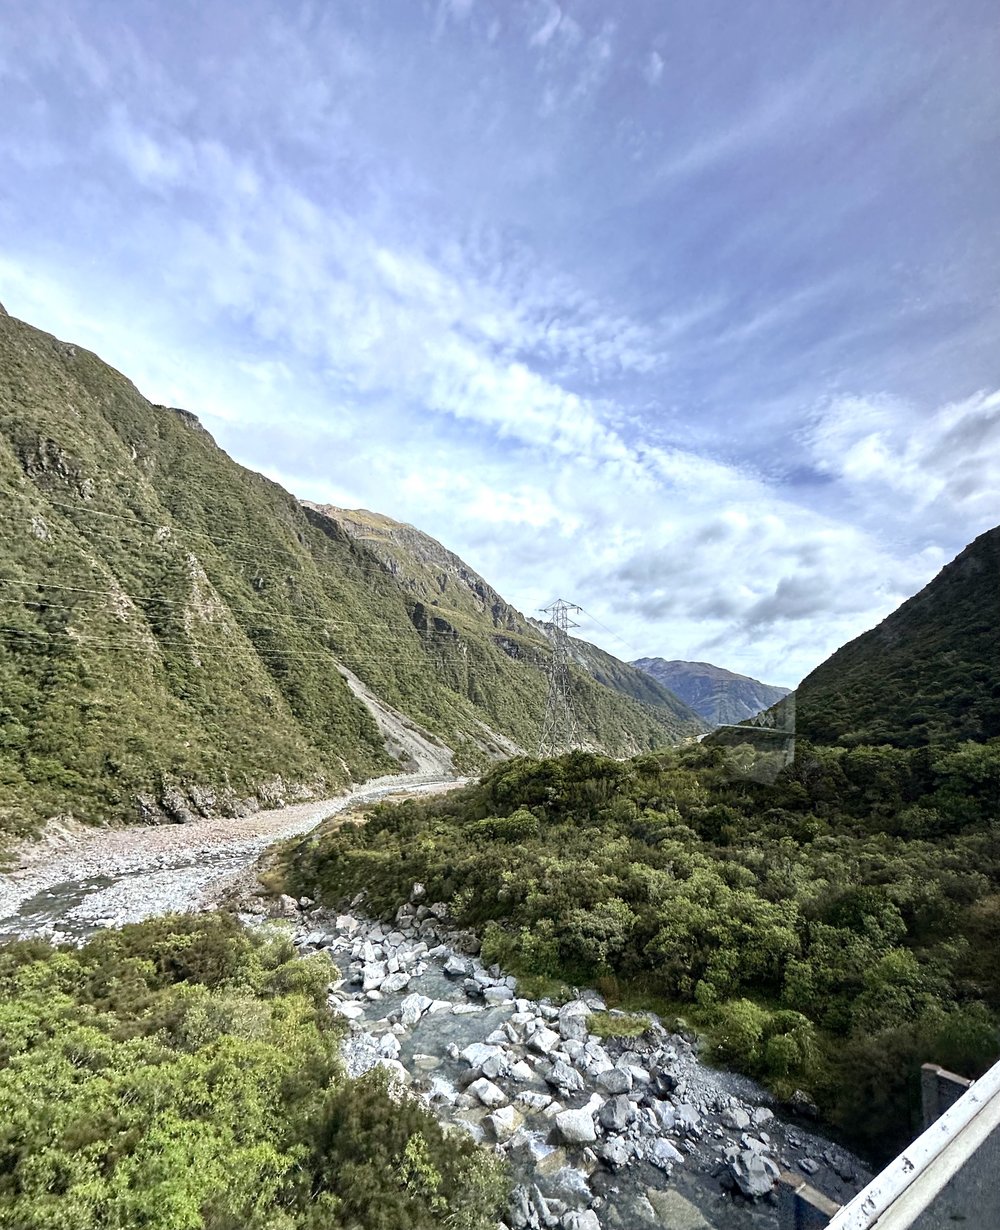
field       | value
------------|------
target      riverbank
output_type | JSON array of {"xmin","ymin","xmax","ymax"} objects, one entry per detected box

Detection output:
[
  {"xmin": 237, "ymin": 890, "xmax": 870, "ymax": 1230},
  {"xmin": 0, "ymin": 772, "xmax": 462, "ymax": 940}
]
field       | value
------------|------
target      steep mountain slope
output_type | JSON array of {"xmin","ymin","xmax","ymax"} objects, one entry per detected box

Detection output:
[
  {"xmin": 631, "ymin": 658, "xmax": 790, "ymax": 726},
  {"xmin": 795, "ymin": 525, "xmax": 1000, "ymax": 747},
  {"xmin": 309, "ymin": 505, "xmax": 707, "ymax": 734},
  {"xmin": 0, "ymin": 310, "xmax": 702, "ymax": 838}
]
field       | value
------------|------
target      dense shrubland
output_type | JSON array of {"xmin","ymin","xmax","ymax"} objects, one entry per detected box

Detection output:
[
  {"xmin": 288, "ymin": 742, "xmax": 1000, "ymax": 1162},
  {"xmin": 0, "ymin": 914, "xmax": 506, "ymax": 1229}
]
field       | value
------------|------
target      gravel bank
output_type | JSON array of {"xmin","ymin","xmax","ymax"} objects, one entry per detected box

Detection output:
[{"xmin": 0, "ymin": 772, "xmax": 462, "ymax": 937}]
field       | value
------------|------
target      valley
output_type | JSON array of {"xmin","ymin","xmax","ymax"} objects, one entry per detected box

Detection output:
[{"xmin": 0, "ymin": 306, "xmax": 997, "ymax": 1230}]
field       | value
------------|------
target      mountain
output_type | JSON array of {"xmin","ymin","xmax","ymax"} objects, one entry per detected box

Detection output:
[
  {"xmin": 631, "ymin": 658, "xmax": 791, "ymax": 726},
  {"xmin": 0, "ymin": 309, "xmax": 704, "ymax": 839},
  {"xmin": 309, "ymin": 505, "xmax": 706, "ymax": 732},
  {"xmin": 796, "ymin": 525, "xmax": 1000, "ymax": 748}
]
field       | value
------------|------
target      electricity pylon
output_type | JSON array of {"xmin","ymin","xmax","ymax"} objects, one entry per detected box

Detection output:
[{"xmin": 537, "ymin": 599, "xmax": 582, "ymax": 757}]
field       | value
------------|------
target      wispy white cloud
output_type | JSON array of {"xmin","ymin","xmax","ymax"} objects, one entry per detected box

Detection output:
[
  {"xmin": 1, "ymin": 0, "xmax": 997, "ymax": 690},
  {"xmin": 806, "ymin": 390, "xmax": 1000, "ymax": 538}
]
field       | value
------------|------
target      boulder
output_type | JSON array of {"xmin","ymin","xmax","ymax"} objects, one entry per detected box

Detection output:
[
  {"xmin": 380, "ymin": 971, "xmax": 412, "ymax": 994},
  {"xmin": 595, "ymin": 1067, "xmax": 631, "ymax": 1095},
  {"xmin": 483, "ymin": 985, "xmax": 514, "ymax": 1004},
  {"xmin": 443, "ymin": 954, "xmax": 471, "ymax": 979},
  {"xmin": 555, "ymin": 1106, "xmax": 598, "ymax": 1145},
  {"xmin": 400, "ymin": 992, "xmax": 432, "ymax": 1026},
  {"xmin": 648, "ymin": 1138, "xmax": 684, "ymax": 1170},
  {"xmin": 528, "ymin": 1025, "xmax": 562, "ymax": 1056},
  {"xmin": 544, "ymin": 1059, "xmax": 585, "ymax": 1095},
  {"xmin": 561, "ymin": 1211, "xmax": 600, "ymax": 1230},
  {"xmin": 596, "ymin": 1135, "xmax": 632, "ymax": 1170},
  {"xmin": 461, "ymin": 1042, "xmax": 505, "ymax": 1070},
  {"xmin": 721, "ymin": 1107, "xmax": 751, "ymax": 1132},
  {"xmin": 487, "ymin": 1104, "xmax": 524, "ymax": 1142},
  {"xmin": 751, "ymin": 1106, "xmax": 774, "ymax": 1128},
  {"xmin": 598, "ymin": 1094, "xmax": 635, "ymax": 1135},
  {"xmin": 468, "ymin": 1077, "xmax": 508, "ymax": 1109},
  {"xmin": 729, "ymin": 1148, "xmax": 774, "ymax": 1199}
]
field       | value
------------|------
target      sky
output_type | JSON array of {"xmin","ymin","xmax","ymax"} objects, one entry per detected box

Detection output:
[{"xmin": 1, "ymin": 0, "xmax": 998, "ymax": 687}]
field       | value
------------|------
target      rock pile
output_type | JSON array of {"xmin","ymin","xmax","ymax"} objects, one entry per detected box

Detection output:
[{"xmin": 270, "ymin": 891, "xmax": 866, "ymax": 1230}]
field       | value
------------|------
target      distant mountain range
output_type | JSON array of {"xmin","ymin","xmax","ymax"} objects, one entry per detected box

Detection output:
[
  {"xmin": 796, "ymin": 524, "xmax": 1000, "ymax": 748},
  {"xmin": 630, "ymin": 658, "xmax": 791, "ymax": 726},
  {"xmin": 0, "ymin": 307, "xmax": 705, "ymax": 838}
]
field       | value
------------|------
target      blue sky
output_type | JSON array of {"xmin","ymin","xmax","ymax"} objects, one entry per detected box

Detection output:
[{"xmin": 1, "ymin": 0, "xmax": 997, "ymax": 686}]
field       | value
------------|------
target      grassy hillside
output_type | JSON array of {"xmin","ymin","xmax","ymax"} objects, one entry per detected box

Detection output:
[
  {"xmin": 796, "ymin": 526, "xmax": 1000, "ymax": 748},
  {"xmin": 0, "ymin": 311, "xmax": 700, "ymax": 840},
  {"xmin": 311, "ymin": 505, "xmax": 706, "ymax": 749}
]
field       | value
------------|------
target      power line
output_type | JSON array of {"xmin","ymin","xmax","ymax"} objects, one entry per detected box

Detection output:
[{"xmin": 575, "ymin": 605, "xmax": 647, "ymax": 663}]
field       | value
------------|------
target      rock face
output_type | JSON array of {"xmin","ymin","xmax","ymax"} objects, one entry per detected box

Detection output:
[{"xmin": 285, "ymin": 898, "xmax": 870, "ymax": 1230}]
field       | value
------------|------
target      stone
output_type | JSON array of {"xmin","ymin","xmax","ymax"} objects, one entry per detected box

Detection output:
[
  {"xmin": 444, "ymin": 954, "xmax": 471, "ymax": 979},
  {"xmin": 377, "ymin": 1058, "xmax": 410, "ymax": 1085},
  {"xmin": 377, "ymin": 1034, "xmax": 401, "ymax": 1059},
  {"xmin": 544, "ymin": 1059, "xmax": 585, "ymax": 1095},
  {"xmin": 561, "ymin": 1211, "xmax": 600, "ymax": 1230},
  {"xmin": 528, "ymin": 1025, "xmax": 561, "ymax": 1056},
  {"xmin": 644, "ymin": 1188, "xmax": 713, "ymax": 1230},
  {"xmin": 789, "ymin": 1088, "xmax": 819, "ymax": 1118},
  {"xmin": 362, "ymin": 963, "xmax": 386, "ymax": 992},
  {"xmin": 461, "ymin": 1042, "xmax": 505, "ymax": 1070},
  {"xmin": 798, "ymin": 1157, "xmax": 820, "ymax": 1175},
  {"xmin": 751, "ymin": 1106, "xmax": 774, "ymax": 1128},
  {"xmin": 596, "ymin": 1135, "xmax": 631, "ymax": 1170},
  {"xmin": 487, "ymin": 1104, "xmax": 524, "ymax": 1142},
  {"xmin": 675, "ymin": 1102, "xmax": 702, "ymax": 1136},
  {"xmin": 729, "ymin": 1148, "xmax": 775, "ymax": 1199},
  {"xmin": 468, "ymin": 1078, "xmax": 508, "ymax": 1109},
  {"xmin": 400, "ymin": 992, "xmax": 432, "ymax": 1026},
  {"xmin": 648, "ymin": 1137, "xmax": 684, "ymax": 1170},
  {"xmin": 515, "ymin": 1090, "xmax": 552, "ymax": 1112},
  {"xmin": 595, "ymin": 1067, "xmax": 631, "ymax": 1095},
  {"xmin": 483, "ymin": 985, "xmax": 514, "ymax": 1004},
  {"xmin": 598, "ymin": 1094, "xmax": 635, "ymax": 1135},
  {"xmin": 410, "ymin": 882, "xmax": 426, "ymax": 900},
  {"xmin": 555, "ymin": 1106, "xmax": 598, "ymax": 1144},
  {"xmin": 327, "ymin": 998, "xmax": 365, "ymax": 1021},
  {"xmin": 380, "ymin": 971, "xmax": 412, "ymax": 994},
  {"xmin": 721, "ymin": 1107, "xmax": 751, "ymax": 1132},
  {"xmin": 558, "ymin": 1014, "xmax": 589, "ymax": 1043}
]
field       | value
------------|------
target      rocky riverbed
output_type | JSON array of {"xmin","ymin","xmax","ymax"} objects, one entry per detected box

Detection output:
[
  {"xmin": 1, "ymin": 778, "xmax": 870, "ymax": 1229},
  {"xmin": 250, "ymin": 888, "xmax": 870, "ymax": 1230},
  {"xmin": 0, "ymin": 772, "xmax": 460, "ymax": 941}
]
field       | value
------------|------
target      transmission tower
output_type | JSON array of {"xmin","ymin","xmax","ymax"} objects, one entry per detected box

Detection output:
[{"xmin": 537, "ymin": 598, "xmax": 583, "ymax": 757}]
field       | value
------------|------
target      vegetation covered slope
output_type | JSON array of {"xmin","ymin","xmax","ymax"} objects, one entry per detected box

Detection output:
[
  {"xmin": 314, "ymin": 507, "xmax": 705, "ymax": 731},
  {"xmin": 631, "ymin": 658, "xmax": 790, "ymax": 726},
  {"xmin": 310, "ymin": 504, "xmax": 706, "ymax": 740},
  {"xmin": 796, "ymin": 526, "xmax": 1000, "ymax": 748},
  {"xmin": 0, "ymin": 310, "xmax": 700, "ymax": 841},
  {"xmin": 0, "ymin": 913, "xmax": 506, "ymax": 1229},
  {"xmin": 287, "ymin": 740, "xmax": 1000, "ymax": 1163}
]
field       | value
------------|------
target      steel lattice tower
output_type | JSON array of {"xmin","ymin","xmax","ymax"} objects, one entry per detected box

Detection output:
[{"xmin": 537, "ymin": 599, "xmax": 582, "ymax": 757}]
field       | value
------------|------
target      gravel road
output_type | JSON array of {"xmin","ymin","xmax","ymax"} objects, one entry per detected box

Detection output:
[{"xmin": 0, "ymin": 772, "xmax": 463, "ymax": 941}]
